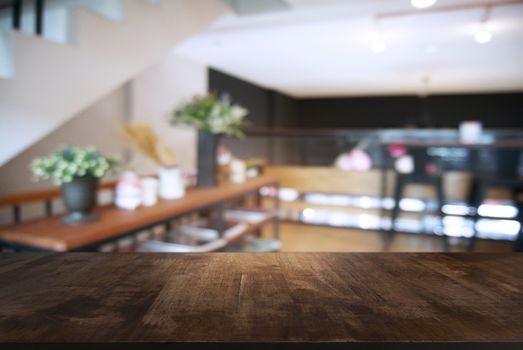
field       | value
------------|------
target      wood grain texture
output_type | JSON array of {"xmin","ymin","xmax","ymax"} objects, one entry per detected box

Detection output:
[
  {"xmin": 265, "ymin": 166, "xmax": 387, "ymax": 196},
  {"xmin": 0, "ymin": 253, "xmax": 522, "ymax": 343},
  {"xmin": 0, "ymin": 176, "xmax": 277, "ymax": 251},
  {"xmin": 265, "ymin": 166, "xmax": 478, "ymax": 200}
]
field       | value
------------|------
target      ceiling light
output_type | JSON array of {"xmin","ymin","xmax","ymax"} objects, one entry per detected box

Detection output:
[
  {"xmin": 371, "ymin": 40, "xmax": 386, "ymax": 53},
  {"xmin": 475, "ymin": 5, "xmax": 493, "ymax": 44},
  {"xmin": 411, "ymin": 0, "xmax": 437, "ymax": 9},
  {"xmin": 370, "ymin": 17, "xmax": 386, "ymax": 54},
  {"xmin": 475, "ymin": 29, "xmax": 492, "ymax": 44},
  {"xmin": 423, "ymin": 44, "xmax": 439, "ymax": 54}
]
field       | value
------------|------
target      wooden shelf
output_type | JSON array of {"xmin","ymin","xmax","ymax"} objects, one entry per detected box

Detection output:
[
  {"xmin": 225, "ymin": 210, "xmax": 276, "ymax": 247},
  {"xmin": 0, "ymin": 176, "xmax": 279, "ymax": 251},
  {"xmin": 138, "ymin": 208, "xmax": 277, "ymax": 253}
]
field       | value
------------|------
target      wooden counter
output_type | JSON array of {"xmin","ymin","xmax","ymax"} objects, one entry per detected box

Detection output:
[
  {"xmin": 1, "ymin": 253, "xmax": 522, "ymax": 348},
  {"xmin": 0, "ymin": 176, "xmax": 278, "ymax": 251},
  {"xmin": 380, "ymin": 139, "xmax": 523, "ymax": 148}
]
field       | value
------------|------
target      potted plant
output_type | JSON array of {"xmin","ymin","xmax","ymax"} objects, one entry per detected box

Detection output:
[
  {"xmin": 31, "ymin": 146, "xmax": 118, "ymax": 224},
  {"xmin": 170, "ymin": 93, "xmax": 248, "ymax": 188}
]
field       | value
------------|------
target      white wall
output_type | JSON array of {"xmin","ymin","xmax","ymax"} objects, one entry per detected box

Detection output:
[
  {"xmin": 0, "ymin": 85, "xmax": 129, "ymax": 196},
  {"xmin": 0, "ymin": 53, "xmax": 208, "ymax": 225},
  {"xmin": 0, "ymin": 0, "xmax": 227, "ymax": 166},
  {"xmin": 130, "ymin": 52, "xmax": 208, "ymax": 174},
  {"xmin": 0, "ymin": 84, "xmax": 129, "ymax": 225},
  {"xmin": 0, "ymin": 53, "xmax": 208, "ymax": 196}
]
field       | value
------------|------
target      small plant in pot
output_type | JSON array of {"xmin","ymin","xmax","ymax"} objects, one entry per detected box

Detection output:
[
  {"xmin": 170, "ymin": 93, "xmax": 248, "ymax": 188},
  {"xmin": 31, "ymin": 146, "xmax": 118, "ymax": 225}
]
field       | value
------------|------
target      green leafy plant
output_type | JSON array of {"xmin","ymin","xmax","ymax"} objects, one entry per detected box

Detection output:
[
  {"xmin": 31, "ymin": 146, "xmax": 118, "ymax": 185},
  {"xmin": 170, "ymin": 93, "xmax": 248, "ymax": 137}
]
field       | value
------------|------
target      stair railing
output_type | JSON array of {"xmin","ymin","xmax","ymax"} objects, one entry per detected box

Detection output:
[
  {"xmin": 0, "ymin": 179, "xmax": 118, "ymax": 225},
  {"xmin": 0, "ymin": 0, "xmax": 45, "ymax": 35}
]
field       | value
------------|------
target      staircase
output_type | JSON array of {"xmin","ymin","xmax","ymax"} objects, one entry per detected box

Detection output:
[{"xmin": 0, "ymin": 0, "xmax": 227, "ymax": 166}]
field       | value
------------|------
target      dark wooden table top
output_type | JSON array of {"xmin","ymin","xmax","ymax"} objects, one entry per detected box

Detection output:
[
  {"xmin": 1, "ymin": 253, "xmax": 522, "ymax": 347},
  {"xmin": 0, "ymin": 176, "xmax": 278, "ymax": 251}
]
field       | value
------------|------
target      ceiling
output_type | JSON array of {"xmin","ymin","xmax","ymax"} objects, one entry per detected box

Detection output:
[{"xmin": 175, "ymin": 0, "xmax": 523, "ymax": 97}]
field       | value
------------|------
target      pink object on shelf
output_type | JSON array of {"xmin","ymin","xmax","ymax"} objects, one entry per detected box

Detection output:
[
  {"xmin": 335, "ymin": 148, "xmax": 373, "ymax": 172},
  {"xmin": 217, "ymin": 146, "xmax": 232, "ymax": 166},
  {"xmin": 335, "ymin": 153, "xmax": 352, "ymax": 170},
  {"xmin": 388, "ymin": 143, "xmax": 407, "ymax": 157},
  {"xmin": 425, "ymin": 163, "xmax": 438, "ymax": 175},
  {"xmin": 115, "ymin": 171, "xmax": 142, "ymax": 210}
]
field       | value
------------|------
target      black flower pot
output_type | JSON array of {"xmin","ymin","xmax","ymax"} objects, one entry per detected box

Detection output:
[
  {"xmin": 197, "ymin": 131, "xmax": 218, "ymax": 188},
  {"xmin": 61, "ymin": 176, "xmax": 99, "ymax": 225}
]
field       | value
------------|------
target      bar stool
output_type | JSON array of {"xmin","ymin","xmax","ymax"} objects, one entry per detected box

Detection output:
[
  {"xmin": 468, "ymin": 148, "xmax": 522, "ymax": 251},
  {"xmin": 514, "ymin": 196, "xmax": 523, "ymax": 252},
  {"xmin": 388, "ymin": 147, "xmax": 448, "ymax": 251}
]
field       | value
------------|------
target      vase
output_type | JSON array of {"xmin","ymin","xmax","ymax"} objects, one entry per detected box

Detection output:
[
  {"xmin": 158, "ymin": 167, "xmax": 185, "ymax": 199},
  {"xmin": 115, "ymin": 171, "xmax": 142, "ymax": 210},
  {"xmin": 61, "ymin": 176, "xmax": 99, "ymax": 225},
  {"xmin": 197, "ymin": 131, "xmax": 218, "ymax": 188}
]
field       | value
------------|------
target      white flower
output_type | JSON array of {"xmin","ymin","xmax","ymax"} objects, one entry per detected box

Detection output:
[{"xmin": 68, "ymin": 164, "xmax": 78, "ymax": 173}]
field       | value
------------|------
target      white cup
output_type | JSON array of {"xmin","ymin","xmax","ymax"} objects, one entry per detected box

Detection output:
[
  {"xmin": 459, "ymin": 121, "xmax": 482, "ymax": 144},
  {"xmin": 158, "ymin": 167, "xmax": 185, "ymax": 200},
  {"xmin": 395, "ymin": 155, "xmax": 414, "ymax": 174},
  {"xmin": 230, "ymin": 159, "xmax": 246, "ymax": 183},
  {"xmin": 141, "ymin": 177, "xmax": 158, "ymax": 206}
]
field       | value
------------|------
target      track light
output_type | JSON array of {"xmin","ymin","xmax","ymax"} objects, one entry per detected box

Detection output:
[
  {"xmin": 371, "ymin": 18, "xmax": 386, "ymax": 53},
  {"xmin": 475, "ymin": 29, "xmax": 492, "ymax": 44},
  {"xmin": 371, "ymin": 40, "xmax": 386, "ymax": 53},
  {"xmin": 411, "ymin": 0, "xmax": 437, "ymax": 9}
]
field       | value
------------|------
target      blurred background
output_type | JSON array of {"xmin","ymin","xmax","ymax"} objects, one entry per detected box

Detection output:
[{"xmin": 0, "ymin": 0, "xmax": 522, "ymax": 253}]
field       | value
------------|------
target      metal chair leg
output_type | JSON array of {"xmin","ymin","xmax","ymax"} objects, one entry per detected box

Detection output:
[
  {"xmin": 385, "ymin": 175, "xmax": 404, "ymax": 251},
  {"xmin": 435, "ymin": 177, "xmax": 448, "ymax": 252},
  {"xmin": 468, "ymin": 183, "xmax": 486, "ymax": 252}
]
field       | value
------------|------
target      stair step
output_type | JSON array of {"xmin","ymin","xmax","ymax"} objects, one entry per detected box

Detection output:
[
  {"xmin": 0, "ymin": 29, "xmax": 13, "ymax": 78},
  {"xmin": 0, "ymin": 0, "xmax": 227, "ymax": 166}
]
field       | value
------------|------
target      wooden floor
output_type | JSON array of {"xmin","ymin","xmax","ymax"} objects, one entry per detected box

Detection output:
[{"xmin": 264, "ymin": 223, "xmax": 514, "ymax": 252}]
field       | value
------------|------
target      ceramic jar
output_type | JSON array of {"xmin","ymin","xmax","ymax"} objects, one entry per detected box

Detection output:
[{"xmin": 158, "ymin": 167, "xmax": 185, "ymax": 199}]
